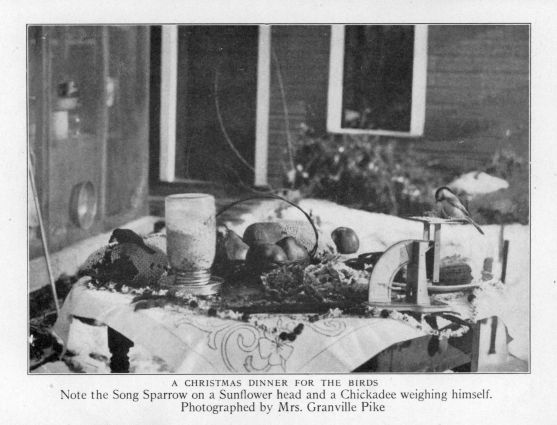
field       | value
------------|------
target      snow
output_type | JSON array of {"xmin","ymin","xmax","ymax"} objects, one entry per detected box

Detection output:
[
  {"xmin": 449, "ymin": 171, "xmax": 509, "ymax": 197},
  {"xmin": 63, "ymin": 198, "xmax": 529, "ymax": 372},
  {"xmin": 63, "ymin": 319, "xmax": 171, "ymax": 373}
]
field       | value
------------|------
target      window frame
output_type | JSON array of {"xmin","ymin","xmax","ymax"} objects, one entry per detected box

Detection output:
[
  {"xmin": 326, "ymin": 24, "xmax": 429, "ymax": 137},
  {"xmin": 158, "ymin": 25, "xmax": 271, "ymax": 185}
]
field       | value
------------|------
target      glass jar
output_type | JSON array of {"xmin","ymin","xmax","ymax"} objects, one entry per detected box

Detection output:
[{"xmin": 165, "ymin": 193, "xmax": 217, "ymax": 290}]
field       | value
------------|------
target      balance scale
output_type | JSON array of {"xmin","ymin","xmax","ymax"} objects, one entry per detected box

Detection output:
[{"xmin": 367, "ymin": 217, "xmax": 476, "ymax": 313}]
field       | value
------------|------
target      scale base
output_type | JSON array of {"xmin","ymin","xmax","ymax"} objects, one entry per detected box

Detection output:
[{"xmin": 367, "ymin": 299, "xmax": 455, "ymax": 313}]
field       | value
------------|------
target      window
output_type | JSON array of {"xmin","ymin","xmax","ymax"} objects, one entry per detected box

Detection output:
[{"xmin": 327, "ymin": 25, "xmax": 428, "ymax": 137}]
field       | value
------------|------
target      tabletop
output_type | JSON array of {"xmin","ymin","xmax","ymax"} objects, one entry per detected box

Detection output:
[{"xmin": 53, "ymin": 278, "xmax": 509, "ymax": 373}]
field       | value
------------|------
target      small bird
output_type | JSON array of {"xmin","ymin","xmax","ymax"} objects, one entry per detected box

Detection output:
[
  {"xmin": 109, "ymin": 228, "xmax": 156, "ymax": 254},
  {"xmin": 435, "ymin": 187, "xmax": 484, "ymax": 235}
]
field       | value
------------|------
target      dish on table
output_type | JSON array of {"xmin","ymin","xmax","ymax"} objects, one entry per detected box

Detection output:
[{"xmin": 391, "ymin": 282, "xmax": 479, "ymax": 293}]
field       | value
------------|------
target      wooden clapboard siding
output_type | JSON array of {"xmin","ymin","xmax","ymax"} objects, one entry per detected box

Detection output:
[
  {"xmin": 420, "ymin": 25, "xmax": 529, "ymax": 169},
  {"xmin": 266, "ymin": 25, "xmax": 529, "ymax": 185},
  {"xmin": 268, "ymin": 25, "xmax": 331, "ymax": 187}
]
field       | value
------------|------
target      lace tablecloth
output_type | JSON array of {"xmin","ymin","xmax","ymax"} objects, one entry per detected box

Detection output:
[{"xmin": 54, "ymin": 282, "xmax": 477, "ymax": 373}]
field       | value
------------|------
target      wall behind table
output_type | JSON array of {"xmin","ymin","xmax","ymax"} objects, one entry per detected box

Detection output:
[
  {"xmin": 266, "ymin": 25, "xmax": 529, "ymax": 187},
  {"xmin": 420, "ymin": 25, "xmax": 529, "ymax": 168},
  {"xmin": 268, "ymin": 25, "xmax": 331, "ymax": 187}
]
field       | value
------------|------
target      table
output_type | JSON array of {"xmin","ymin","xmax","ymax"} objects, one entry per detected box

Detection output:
[{"xmin": 53, "ymin": 281, "xmax": 510, "ymax": 373}]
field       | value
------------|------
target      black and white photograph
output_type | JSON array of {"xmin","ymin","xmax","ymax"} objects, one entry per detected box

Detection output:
[
  {"xmin": 27, "ymin": 23, "xmax": 529, "ymax": 374},
  {"xmin": 4, "ymin": 1, "xmax": 557, "ymax": 422}
]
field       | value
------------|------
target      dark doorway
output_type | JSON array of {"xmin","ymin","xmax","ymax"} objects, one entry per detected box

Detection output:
[{"xmin": 175, "ymin": 26, "xmax": 258, "ymax": 185}]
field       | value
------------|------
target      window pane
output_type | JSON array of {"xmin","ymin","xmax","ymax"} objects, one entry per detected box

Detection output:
[{"xmin": 342, "ymin": 25, "xmax": 414, "ymax": 132}]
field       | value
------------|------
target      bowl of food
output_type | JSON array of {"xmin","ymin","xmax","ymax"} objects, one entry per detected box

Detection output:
[{"xmin": 215, "ymin": 195, "xmax": 319, "ymax": 277}]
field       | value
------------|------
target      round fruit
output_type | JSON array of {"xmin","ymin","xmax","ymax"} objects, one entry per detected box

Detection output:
[
  {"xmin": 246, "ymin": 243, "xmax": 288, "ymax": 266},
  {"xmin": 243, "ymin": 222, "xmax": 285, "ymax": 247},
  {"xmin": 331, "ymin": 226, "xmax": 360, "ymax": 254},
  {"xmin": 276, "ymin": 236, "xmax": 309, "ymax": 262}
]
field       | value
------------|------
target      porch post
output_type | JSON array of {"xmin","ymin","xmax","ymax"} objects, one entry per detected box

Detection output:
[
  {"xmin": 159, "ymin": 25, "xmax": 178, "ymax": 182},
  {"xmin": 254, "ymin": 25, "xmax": 271, "ymax": 187},
  {"xmin": 410, "ymin": 24, "xmax": 428, "ymax": 136}
]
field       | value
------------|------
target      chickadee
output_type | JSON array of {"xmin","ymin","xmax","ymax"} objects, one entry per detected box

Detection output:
[
  {"xmin": 435, "ymin": 187, "xmax": 484, "ymax": 235},
  {"xmin": 109, "ymin": 228, "xmax": 156, "ymax": 254}
]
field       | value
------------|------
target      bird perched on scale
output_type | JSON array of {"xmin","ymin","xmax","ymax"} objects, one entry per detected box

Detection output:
[{"xmin": 435, "ymin": 186, "xmax": 485, "ymax": 235}]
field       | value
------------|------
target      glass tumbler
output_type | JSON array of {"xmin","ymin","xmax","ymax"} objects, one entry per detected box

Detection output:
[{"xmin": 165, "ymin": 193, "xmax": 220, "ymax": 294}]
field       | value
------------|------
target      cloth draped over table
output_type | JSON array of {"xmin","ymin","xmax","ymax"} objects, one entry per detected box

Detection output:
[{"xmin": 54, "ymin": 282, "xmax": 433, "ymax": 373}]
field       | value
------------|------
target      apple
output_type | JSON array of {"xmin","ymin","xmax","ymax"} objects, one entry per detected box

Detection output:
[
  {"xmin": 246, "ymin": 243, "xmax": 288, "ymax": 266},
  {"xmin": 331, "ymin": 227, "xmax": 360, "ymax": 254},
  {"xmin": 243, "ymin": 222, "xmax": 284, "ymax": 247}
]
